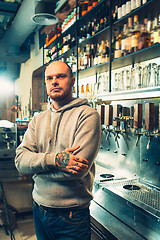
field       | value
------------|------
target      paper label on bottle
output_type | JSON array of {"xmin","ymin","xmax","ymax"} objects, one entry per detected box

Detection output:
[
  {"xmin": 154, "ymin": 31, "xmax": 159, "ymax": 44},
  {"xmin": 121, "ymin": 39, "xmax": 126, "ymax": 50},
  {"xmin": 132, "ymin": 35, "xmax": 138, "ymax": 47}
]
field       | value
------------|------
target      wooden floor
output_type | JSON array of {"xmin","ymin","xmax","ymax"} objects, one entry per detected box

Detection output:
[{"xmin": 0, "ymin": 212, "xmax": 36, "ymax": 240}]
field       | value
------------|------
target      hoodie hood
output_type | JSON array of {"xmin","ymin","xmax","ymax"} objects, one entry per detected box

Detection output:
[
  {"xmin": 49, "ymin": 98, "xmax": 90, "ymax": 112},
  {"xmin": 47, "ymin": 98, "xmax": 90, "ymax": 145}
]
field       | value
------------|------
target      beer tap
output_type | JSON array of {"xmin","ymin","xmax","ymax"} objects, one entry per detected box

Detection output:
[
  {"xmin": 113, "ymin": 104, "xmax": 121, "ymax": 147},
  {"xmin": 104, "ymin": 105, "xmax": 113, "ymax": 143},
  {"xmin": 97, "ymin": 103, "xmax": 106, "ymax": 132},
  {"xmin": 145, "ymin": 102, "xmax": 155, "ymax": 150},
  {"xmin": 134, "ymin": 103, "xmax": 143, "ymax": 146},
  {"xmin": 3, "ymin": 133, "xmax": 12, "ymax": 149}
]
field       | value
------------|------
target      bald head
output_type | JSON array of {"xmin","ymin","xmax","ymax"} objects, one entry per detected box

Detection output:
[
  {"xmin": 45, "ymin": 61, "xmax": 73, "ymax": 79},
  {"xmin": 45, "ymin": 61, "xmax": 75, "ymax": 109}
]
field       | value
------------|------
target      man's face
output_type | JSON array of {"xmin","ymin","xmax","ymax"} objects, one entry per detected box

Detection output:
[{"xmin": 45, "ymin": 61, "xmax": 75, "ymax": 102}]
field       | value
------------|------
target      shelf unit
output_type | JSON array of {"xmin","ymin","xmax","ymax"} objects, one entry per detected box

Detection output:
[{"xmin": 44, "ymin": 0, "xmax": 160, "ymax": 101}]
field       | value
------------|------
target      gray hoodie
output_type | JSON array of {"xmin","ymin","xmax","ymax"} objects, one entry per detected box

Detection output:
[{"xmin": 15, "ymin": 98, "xmax": 101, "ymax": 208}]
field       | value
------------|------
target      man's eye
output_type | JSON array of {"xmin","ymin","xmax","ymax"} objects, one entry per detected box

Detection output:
[
  {"xmin": 57, "ymin": 74, "xmax": 66, "ymax": 79},
  {"xmin": 46, "ymin": 77, "xmax": 52, "ymax": 81}
]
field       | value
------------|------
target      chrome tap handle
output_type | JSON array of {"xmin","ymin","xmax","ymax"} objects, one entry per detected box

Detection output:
[{"xmin": 146, "ymin": 136, "xmax": 151, "ymax": 150}]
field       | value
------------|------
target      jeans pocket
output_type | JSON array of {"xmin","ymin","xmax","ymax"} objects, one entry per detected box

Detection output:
[{"xmin": 63, "ymin": 208, "xmax": 90, "ymax": 225}]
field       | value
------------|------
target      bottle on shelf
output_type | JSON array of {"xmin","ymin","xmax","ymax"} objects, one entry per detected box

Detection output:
[
  {"xmin": 153, "ymin": 16, "xmax": 159, "ymax": 44},
  {"xmin": 117, "ymin": 0, "xmax": 122, "ymax": 19},
  {"xmin": 87, "ymin": 21, "xmax": 92, "ymax": 38},
  {"xmin": 126, "ymin": 0, "xmax": 131, "ymax": 15},
  {"xmin": 101, "ymin": 40, "xmax": 107, "ymax": 63},
  {"xmin": 90, "ymin": 43, "xmax": 95, "ymax": 67},
  {"xmin": 138, "ymin": 18, "xmax": 150, "ymax": 50},
  {"xmin": 115, "ymin": 26, "xmax": 122, "ymax": 58},
  {"xmin": 121, "ymin": 24, "xmax": 128, "ymax": 57},
  {"xmin": 131, "ymin": 15, "xmax": 140, "ymax": 53},
  {"xmin": 87, "ymin": 0, "xmax": 93, "ymax": 12},
  {"xmin": 80, "ymin": 1, "xmax": 89, "ymax": 17},
  {"xmin": 105, "ymin": 40, "xmax": 110, "ymax": 61},
  {"xmin": 131, "ymin": 0, "xmax": 136, "ymax": 11},
  {"xmin": 135, "ymin": 0, "xmax": 141, "ymax": 9},
  {"xmin": 85, "ymin": 43, "xmax": 91, "ymax": 68},
  {"xmin": 122, "ymin": 0, "xmax": 126, "ymax": 18},
  {"xmin": 126, "ymin": 17, "xmax": 133, "ymax": 55},
  {"xmin": 94, "ymin": 43, "xmax": 99, "ymax": 65},
  {"xmin": 142, "ymin": 0, "xmax": 147, "ymax": 4},
  {"xmin": 112, "ymin": 0, "xmax": 118, "ymax": 21},
  {"xmin": 111, "ymin": 29, "xmax": 117, "ymax": 58},
  {"xmin": 92, "ymin": 0, "xmax": 98, "ymax": 8}
]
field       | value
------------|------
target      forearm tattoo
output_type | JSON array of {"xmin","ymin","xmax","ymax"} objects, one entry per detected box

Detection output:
[{"xmin": 55, "ymin": 151, "xmax": 70, "ymax": 169}]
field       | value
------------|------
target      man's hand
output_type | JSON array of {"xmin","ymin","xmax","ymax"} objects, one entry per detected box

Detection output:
[{"xmin": 55, "ymin": 146, "xmax": 88, "ymax": 174}]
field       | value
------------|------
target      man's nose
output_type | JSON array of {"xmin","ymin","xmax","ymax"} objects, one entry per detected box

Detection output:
[{"xmin": 51, "ymin": 76, "xmax": 58, "ymax": 85}]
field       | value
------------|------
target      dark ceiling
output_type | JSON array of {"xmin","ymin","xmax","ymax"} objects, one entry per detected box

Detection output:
[
  {"xmin": 0, "ymin": 0, "xmax": 21, "ymax": 40},
  {"xmin": 0, "ymin": 0, "xmax": 75, "ymax": 79}
]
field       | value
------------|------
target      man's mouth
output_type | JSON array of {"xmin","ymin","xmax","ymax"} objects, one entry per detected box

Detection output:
[{"xmin": 51, "ymin": 88, "xmax": 61, "ymax": 92}]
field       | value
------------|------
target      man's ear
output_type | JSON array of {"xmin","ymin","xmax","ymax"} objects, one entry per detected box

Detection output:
[{"xmin": 71, "ymin": 77, "xmax": 75, "ymax": 87}]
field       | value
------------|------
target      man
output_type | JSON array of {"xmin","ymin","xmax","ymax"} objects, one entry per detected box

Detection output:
[{"xmin": 15, "ymin": 61, "xmax": 101, "ymax": 240}]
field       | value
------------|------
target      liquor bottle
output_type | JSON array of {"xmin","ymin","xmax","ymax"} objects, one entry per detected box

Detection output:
[
  {"xmin": 121, "ymin": 24, "xmax": 127, "ymax": 56},
  {"xmin": 142, "ymin": 0, "xmax": 147, "ymax": 4},
  {"xmin": 135, "ymin": 0, "xmax": 141, "ymax": 8},
  {"xmin": 83, "ymin": 46, "xmax": 88, "ymax": 69},
  {"xmin": 126, "ymin": 17, "xmax": 133, "ymax": 54},
  {"xmin": 138, "ymin": 18, "xmax": 150, "ymax": 50},
  {"xmin": 131, "ymin": 0, "xmax": 136, "ymax": 11},
  {"xmin": 99, "ymin": 17, "xmax": 104, "ymax": 31},
  {"xmin": 90, "ymin": 43, "xmax": 95, "ymax": 67},
  {"xmin": 131, "ymin": 15, "xmax": 140, "ymax": 53},
  {"xmin": 153, "ymin": 17, "xmax": 159, "ymax": 44},
  {"xmin": 122, "ymin": 0, "xmax": 126, "ymax": 18},
  {"xmin": 98, "ymin": 43, "xmax": 102, "ymax": 64},
  {"xmin": 149, "ymin": 20, "xmax": 154, "ymax": 45},
  {"xmin": 126, "ymin": 0, "xmax": 131, "ymax": 15},
  {"xmin": 105, "ymin": 40, "xmax": 110, "ymax": 61},
  {"xmin": 86, "ymin": 43, "xmax": 91, "ymax": 68},
  {"xmin": 88, "ymin": 0, "xmax": 93, "ymax": 12},
  {"xmin": 92, "ymin": 0, "xmax": 98, "ymax": 7},
  {"xmin": 95, "ymin": 11, "xmax": 100, "ymax": 33},
  {"xmin": 70, "ymin": 33, "xmax": 76, "ymax": 49},
  {"xmin": 115, "ymin": 26, "xmax": 122, "ymax": 58},
  {"xmin": 157, "ymin": 14, "xmax": 160, "ymax": 43},
  {"xmin": 101, "ymin": 40, "xmax": 107, "ymax": 63},
  {"xmin": 79, "ymin": 25, "xmax": 87, "ymax": 43},
  {"xmin": 112, "ymin": 0, "xmax": 118, "ymax": 21},
  {"xmin": 91, "ymin": 19, "xmax": 95, "ymax": 36},
  {"xmin": 78, "ymin": 47, "xmax": 82, "ymax": 70},
  {"xmin": 117, "ymin": 0, "xmax": 122, "ymax": 19},
  {"xmin": 80, "ymin": 47, "xmax": 85, "ymax": 70},
  {"xmin": 87, "ymin": 21, "xmax": 92, "ymax": 38},
  {"xmin": 80, "ymin": 1, "xmax": 89, "ymax": 17},
  {"xmin": 111, "ymin": 29, "xmax": 117, "ymax": 58},
  {"xmin": 94, "ymin": 43, "xmax": 99, "ymax": 65},
  {"xmin": 45, "ymin": 50, "xmax": 52, "ymax": 63}
]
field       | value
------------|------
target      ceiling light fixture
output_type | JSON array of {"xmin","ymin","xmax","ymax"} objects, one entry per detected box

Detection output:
[{"xmin": 31, "ymin": 0, "xmax": 68, "ymax": 25}]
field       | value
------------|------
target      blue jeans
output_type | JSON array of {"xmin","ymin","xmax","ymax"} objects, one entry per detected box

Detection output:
[{"xmin": 33, "ymin": 201, "xmax": 91, "ymax": 240}]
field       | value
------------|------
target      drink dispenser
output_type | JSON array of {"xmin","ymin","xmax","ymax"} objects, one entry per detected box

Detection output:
[
  {"xmin": 145, "ymin": 102, "xmax": 155, "ymax": 150},
  {"xmin": 134, "ymin": 103, "xmax": 143, "ymax": 146},
  {"xmin": 105, "ymin": 105, "xmax": 113, "ymax": 141}
]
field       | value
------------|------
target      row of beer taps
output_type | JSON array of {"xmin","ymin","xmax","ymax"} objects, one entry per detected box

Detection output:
[
  {"xmin": 97, "ymin": 102, "xmax": 160, "ymax": 150},
  {"xmin": 1, "ymin": 128, "xmax": 16, "ymax": 150}
]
